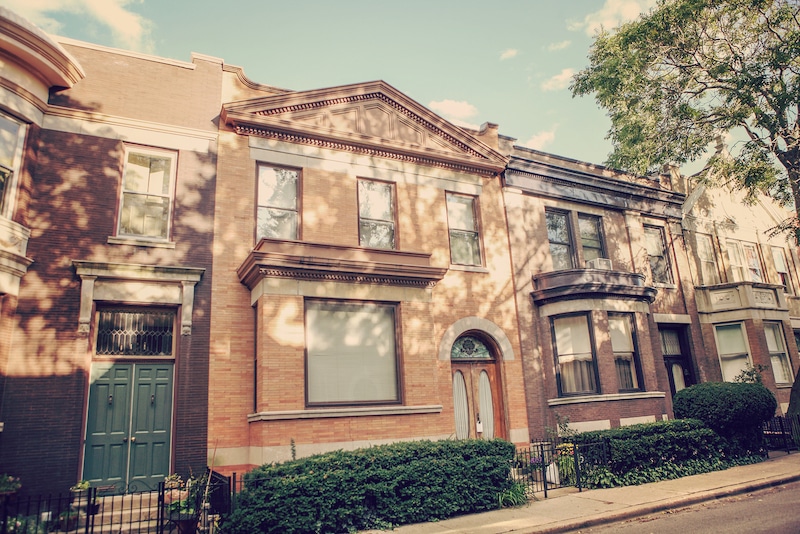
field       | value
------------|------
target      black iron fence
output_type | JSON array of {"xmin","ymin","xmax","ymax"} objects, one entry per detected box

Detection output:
[
  {"xmin": 0, "ymin": 474, "xmax": 231, "ymax": 534},
  {"xmin": 511, "ymin": 440, "xmax": 608, "ymax": 498},
  {"xmin": 762, "ymin": 414, "xmax": 800, "ymax": 453}
]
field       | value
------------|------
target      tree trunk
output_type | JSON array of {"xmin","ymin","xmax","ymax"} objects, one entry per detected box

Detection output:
[{"xmin": 782, "ymin": 152, "xmax": 800, "ymax": 416}]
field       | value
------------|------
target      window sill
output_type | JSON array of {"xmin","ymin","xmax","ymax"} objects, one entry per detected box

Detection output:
[
  {"xmin": 652, "ymin": 282, "xmax": 677, "ymax": 289},
  {"xmin": 547, "ymin": 391, "xmax": 665, "ymax": 406},
  {"xmin": 108, "ymin": 236, "xmax": 176, "ymax": 249},
  {"xmin": 247, "ymin": 404, "xmax": 442, "ymax": 422},
  {"xmin": 449, "ymin": 264, "xmax": 489, "ymax": 273},
  {"xmin": 776, "ymin": 383, "xmax": 794, "ymax": 389}
]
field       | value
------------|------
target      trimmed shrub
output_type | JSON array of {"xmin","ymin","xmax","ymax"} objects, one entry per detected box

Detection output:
[
  {"xmin": 571, "ymin": 419, "xmax": 723, "ymax": 475},
  {"xmin": 673, "ymin": 381, "xmax": 777, "ymax": 456},
  {"xmin": 219, "ymin": 439, "xmax": 515, "ymax": 534}
]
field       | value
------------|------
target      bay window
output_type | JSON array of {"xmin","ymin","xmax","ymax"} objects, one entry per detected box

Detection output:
[
  {"xmin": 714, "ymin": 323, "xmax": 751, "ymax": 382},
  {"xmin": 553, "ymin": 314, "xmax": 598, "ymax": 395},
  {"xmin": 609, "ymin": 313, "xmax": 641, "ymax": 391}
]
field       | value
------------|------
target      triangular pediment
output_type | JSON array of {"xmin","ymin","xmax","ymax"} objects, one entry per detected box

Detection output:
[{"xmin": 221, "ymin": 81, "xmax": 506, "ymax": 175}]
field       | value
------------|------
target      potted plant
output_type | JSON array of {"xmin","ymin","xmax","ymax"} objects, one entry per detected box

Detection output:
[
  {"xmin": 528, "ymin": 455, "xmax": 546, "ymax": 482},
  {"xmin": 163, "ymin": 474, "xmax": 203, "ymax": 534},
  {"xmin": 58, "ymin": 509, "xmax": 81, "ymax": 532}
]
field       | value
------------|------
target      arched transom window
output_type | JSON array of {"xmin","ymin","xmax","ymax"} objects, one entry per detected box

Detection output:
[{"xmin": 451, "ymin": 335, "xmax": 492, "ymax": 360}]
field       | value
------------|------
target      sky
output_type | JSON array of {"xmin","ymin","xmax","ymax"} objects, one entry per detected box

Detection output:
[{"xmin": 5, "ymin": 0, "xmax": 660, "ymax": 169}]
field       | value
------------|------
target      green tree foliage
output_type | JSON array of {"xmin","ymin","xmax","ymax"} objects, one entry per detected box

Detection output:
[
  {"xmin": 572, "ymin": 0, "xmax": 800, "ymax": 233},
  {"xmin": 572, "ymin": 0, "xmax": 800, "ymax": 414}
]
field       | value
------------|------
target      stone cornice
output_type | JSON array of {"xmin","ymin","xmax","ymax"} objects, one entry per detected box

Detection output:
[
  {"xmin": 237, "ymin": 239, "xmax": 447, "ymax": 291},
  {"xmin": 531, "ymin": 269, "xmax": 657, "ymax": 306},
  {"xmin": 0, "ymin": 8, "xmax": 84, "ymax": 87},
  {"xmin": 505, "ymin": 159, "xmax": 684, "ymax": 219}
]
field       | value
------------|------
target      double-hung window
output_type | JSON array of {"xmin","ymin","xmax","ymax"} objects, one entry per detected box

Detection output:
[
  {"xmin": 696, "ymin": 233, "xmax": 720, "ymax": 285},
  {"xmin": 609, "ymin": 313, "xmax": 641, "ymax": 391},
  {"xmin": 765, "ymin": 322, "xmax": 793, "ymax": 385},
  {"xmin": 358, "ymin": 179, "xmax": 395, "ymax": 249},
  {"xmin": 714, "ymin": 323, "xmax": 751, "ymax": 382},
  {"xmin": 742, "ymin": 243, "xmax": 763, "ymax": 282},
  {"xmin": 546, "ymin": 210, "xmax": 573, "ymax": 270},
  {"xmin": 0, "ymin": 112, "xmax": 26, "ymax": 216},
  {"xmin": 643, "ymin": 225, "xmax": 672, "ymax": 284},
  {"xmin": 578, "ymin": 214, "xmax": 604, "ymax": 263},
  {"xmin": 727, "ymin": 240, "xmax": 763, "ymax": 283},
  {"xmin": 552, "ymin": 314, "xmax": 598, "ymax": 395},
  {"xmin": 305, "ymin": 300, "xmax": 400, "ymax": 405},
  {"xmin": 257, "ymin": 164, "xmax": 299, "ymax": 241},
  {"xmin": 772, "ymin": 247, "xmax": 794, "ymax": 294},
  {"xmin": 446, "ymin": 193, "xmax": 481, "ymax": 266},
  {"xmin": 117, "ymin": 147, "xmax": 176, "ymax": 240}
]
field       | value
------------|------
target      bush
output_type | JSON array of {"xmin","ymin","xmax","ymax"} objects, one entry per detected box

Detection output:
[
  {"xmin": 219, "ymin": 439, "xmax": 515, "ymax": 534},
  {"xmin": 673, "ymin": 381, "xmax": 777, "ymax": 456},
  {"xmin": 571, "ymin": 419, "xmax": 723, "ymax": 475}
]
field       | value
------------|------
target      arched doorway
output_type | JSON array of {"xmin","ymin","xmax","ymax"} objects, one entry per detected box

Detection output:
[{"xmin": 450, "ymin": 334, "xmax": 506, "ymax": 440}]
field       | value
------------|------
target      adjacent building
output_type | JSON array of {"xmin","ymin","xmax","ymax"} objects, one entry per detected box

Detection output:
[{"xmin": 0, "ymin": 7, "xmax": 796, "ymax": 494}]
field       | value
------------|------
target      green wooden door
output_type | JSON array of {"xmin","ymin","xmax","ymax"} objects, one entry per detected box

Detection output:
[{"xmin": 84, "ymin": 363, "xmax": 173, "ymax": 491}]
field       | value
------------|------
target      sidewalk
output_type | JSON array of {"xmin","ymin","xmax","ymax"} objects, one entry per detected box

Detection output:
[{"xmin": 361, "ymin": 451, "xmax": 800, "ymax": 534}]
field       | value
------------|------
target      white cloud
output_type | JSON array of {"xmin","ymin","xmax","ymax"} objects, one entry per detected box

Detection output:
[
  {"xmin": 4, "ymin": 0, "xmax": 154, "ymax": 52},
  {"xmin": 569, "ymin": 0, "xmax": 656, "ymax": 36},
  {"xmin": 428, "ymin": 99, "xmax": 480, "ymax": 130},
  {"xmin": 547, "ymin": 40, "xmax": 571, "ymax": 52},
  {"xmin": 500, "ymin": 48, "xmax": 518, "ymax": 60},
  {"xmin": 540, "ymin": 68, "xmax": 575, "ymax": 92},
  {"xmin": 523, "ymin": 128, "xmax": 557, "ymax": 150}
]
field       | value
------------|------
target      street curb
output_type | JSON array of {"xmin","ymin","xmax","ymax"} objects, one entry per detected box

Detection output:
[{"xmin": 532, "ymin": 472, "xmax": 800, "ymax": 533}]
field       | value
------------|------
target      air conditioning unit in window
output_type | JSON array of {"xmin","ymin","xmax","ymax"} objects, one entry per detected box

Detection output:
[{"xmin": 587, "ymin": 258, "xmax": 613, "ymax": 270}]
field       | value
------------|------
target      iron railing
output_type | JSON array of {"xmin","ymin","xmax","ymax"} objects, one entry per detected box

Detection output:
[
  {"xmin": 762, "ymin": 414, "xmax": 800, "ymax": 453},
  {"xmin": 511, "ymin": 440, "xmax": 608, "ymax": 498}
]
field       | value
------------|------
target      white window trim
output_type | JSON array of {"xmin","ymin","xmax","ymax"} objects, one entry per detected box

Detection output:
[
  {"xmin": 0, "ymin": 113, "xmax": 28, "ymax": 219},
  {"xmin": 114, "ymin": 145, "xmax": 177, "ymax": 244},
  {"xmin": 256, "ymin": 163, "xmax": 300, "ymax": 242},
  {"xmin": 446, "ymin": 192, "xmax": 482, "ymax": 267},
  {"xmin": 713, "ymin": 322, "xmax": 753, "ymax": 382}
]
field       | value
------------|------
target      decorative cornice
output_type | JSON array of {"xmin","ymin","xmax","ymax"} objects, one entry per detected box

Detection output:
[
  {"xmin": 237, "ymin": 238, "xmax": 447, "ymax": 291},
  {"xmin": 531, "ymin": 268, "xmax": 657, "ymax": 306},
  {"xmin": 0, "ymin": 8, "xmax": 85, "ymax": 87},
  {"xmin": 234, "ymin": 124, "xmax": 498, "ymax": 177}
]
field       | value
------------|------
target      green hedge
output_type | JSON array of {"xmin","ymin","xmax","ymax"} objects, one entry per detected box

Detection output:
[
  {"xmin": 571, "ymin": 418, "xmax": 723, "ymax": 475},
  {"xmin": 673, "ymin": 382, "xmax": 777, "ymax": 456},
  {"xmin": 219, "ymin": 439, "xmax": 515, "ymax": 534}
]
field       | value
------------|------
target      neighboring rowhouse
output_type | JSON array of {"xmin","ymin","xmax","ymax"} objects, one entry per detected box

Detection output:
[
  {"xmin": 0, "ymin": 8, "xmax": 217, "ymax": 494},
  {"xmin": 679, "ymin": 165, "xmax": 800, "ymax": 415},
  {"xmin": 502, "ymin": 146, "xmax": 705, "ymax": 436},
  {"xmin": 208, "ymin": 79, "xmax": 530, "ymax": 475}
]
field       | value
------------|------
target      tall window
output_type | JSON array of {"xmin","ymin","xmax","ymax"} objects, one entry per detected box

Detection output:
[
  {"xmin": 772, "ymin": 247, "xmax": 794, "ymax": 294},
  {"xmin": 0, "ymin": 112, "xmax": 26, "ymax": 215},
  {"xmin": 305, "ymin": 300, "xmax": 399, "ymax": 405},
  {"xmin": 742, "ymin": 243, "xmax": 763, "ymax": 282},
  {"xmin": 553, "ymin": 314, "xmax": 598, "ymax": 395},
  {"xmin": 696, "ymin": 233, "xmax": 720, "ymax": 285},
  {"xmin": 95, "ymin": 309, "xmax": 175, "ymax": 356},
  {"xmin": 726, "ymin": 240, "xmax": 746, "ymax": 282},
  {"xmin": 660, "ymin": 328, "xmax": 689, "ymax": 394},
  {"xmin": 546, "ymin": 210, "xmax": 573, "ymax": 270},
  {"xmin": 765, "ymin": 322, "xmax": 793, "ymax": 385},
  {"xmin": 257, "ymin": 164, "xmax": 299, "ymax": 241},
  {"xmin": 609, "ymin": 313, "xmax": 641, "ymax": 391},
  {"xmin": 446, "ymin": 193, "xmax": 481, "ymax": 266},
  {"xmin": 117, "ymin": 147, "xmax": 176, "ymax": 240},
  {"xmin": 714, "ymin": 323, "xmax": 751, "ymax": 382},
  {"xmin": 644, "ymin": 225, "xmax": 672, "ymax": 284},
  {"xmin": 358, "ymin": 180, "xmax": 395, "ymax": 249},
  {"xmin": 578, "ymin": 214, "xmax": 605, "ymax": 263}
]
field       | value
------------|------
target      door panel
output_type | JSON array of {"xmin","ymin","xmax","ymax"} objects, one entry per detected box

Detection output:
[
  {"xmin": 451, "ymin": 362, "xmax": 505, "ymax": 440},
  {"xmin": 84, "ymin": 363, "xmax": 173, "ymax": 491},
  {"xmin": 452, "ymin": 371, "xmax": 469, "ymax": 439}
]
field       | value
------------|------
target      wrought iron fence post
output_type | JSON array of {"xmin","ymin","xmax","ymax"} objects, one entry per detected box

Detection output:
[{"xmin": 574, "ymin": 443, "xmax": 582, "ymax": 492}]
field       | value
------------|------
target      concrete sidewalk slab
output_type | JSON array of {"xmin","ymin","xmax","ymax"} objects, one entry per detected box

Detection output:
[{"xmin": 360, "ymin": 451, "xmax": 800, "ymax": 534}]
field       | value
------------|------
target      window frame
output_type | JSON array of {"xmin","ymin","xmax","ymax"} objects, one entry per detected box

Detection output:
[
  {"xmin": 358, "ymin": 178, "xmax": 397, "ymax": 250},
  {"xmin": 256, "ymin": 163, "xmax": 301, "ymax": 242},
  {"xmin": 0, "ymin": 111, "xmax": 27, "ymax": 218},
  {"xmin": 742, "ymin": 242, "xmax": 764, "ymax": 282},
  {"xmin": 551, "ymin": 312, "xmax": 599, "ymax": 396},
  {"xmin": 608, "ymin": 312, "xmax": 643, "ymax": 392},
  {"xmin": 713, "ymin": 322, "xmax": 752, "ymax": 382},
  {"xmin": 695, "ymin": 233, "xmax": 720, "ymax": 285},
  {"xmin": 765, "ymin": 322, "xmax": 794, "ymax": 386},
  {"xmin": 643, "ymin": 225, "xmax": 673, "ymax": 285},
  {"xmin": 545, "ymin": 209, "xmax": 575, "ymax": 270},
  {"xmin": 304, "ymin": 299, "xmax": 402, "ymax": 407},
  {"xmin": 446, "ymin": 192, "xmax": 482, "ymax": 266},
  {"xmin": 772, "ymin": 247, "xmax": 794, "ymax": 295},
  {"xmin": 116, "ymin": 145, "xmax": 178, "ymax": 242},
  {"xmin": 577, "ymin": 213, "xmax": 605, "ymax": 264},
  {"xmin": 93, "ymin": 306, "xmax": 177, "ymax": 359}
]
